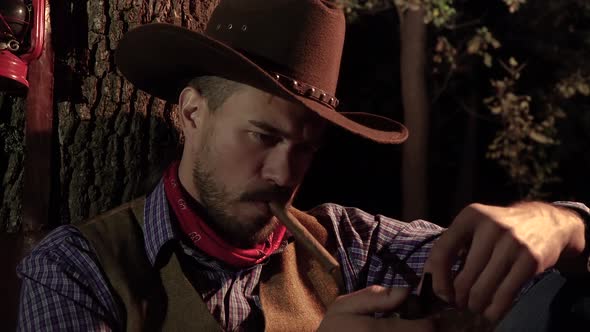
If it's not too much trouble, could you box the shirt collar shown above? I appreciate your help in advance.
[142,177,294,267]
[144,178,177,266]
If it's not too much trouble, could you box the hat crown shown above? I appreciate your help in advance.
[205,0,345,96]
[114,0,409,144]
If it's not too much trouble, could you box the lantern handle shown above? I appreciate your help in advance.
[20,0,45,63]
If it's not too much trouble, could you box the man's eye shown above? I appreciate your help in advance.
[250,132,279,145]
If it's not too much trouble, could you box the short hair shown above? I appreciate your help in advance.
[187,76,244,112]
[142,76,243,194]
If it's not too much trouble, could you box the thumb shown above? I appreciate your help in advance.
[329,285,411,315]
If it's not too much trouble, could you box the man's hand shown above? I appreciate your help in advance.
[318,285,434,332]
[424,202,585,323]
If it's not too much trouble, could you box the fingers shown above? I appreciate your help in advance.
[329,285,410,315]
[454,234,539,322]
[463,235,517,313]
[483,252,539,322]
[320,286,435,332]
[422,201,573,327]
[452,224,500,308]
[424,216,475,303]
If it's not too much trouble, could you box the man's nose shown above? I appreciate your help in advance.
[262,147,304,189]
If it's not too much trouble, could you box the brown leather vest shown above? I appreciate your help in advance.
[75,198,343,331]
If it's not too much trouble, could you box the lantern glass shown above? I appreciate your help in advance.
[0,0,32,53]
[0,0,44,92]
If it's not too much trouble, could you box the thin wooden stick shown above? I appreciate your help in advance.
[269,202,343,290]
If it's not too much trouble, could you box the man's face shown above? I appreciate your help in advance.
[180,85,326,248]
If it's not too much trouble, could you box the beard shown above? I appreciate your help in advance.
[192,159,291,248]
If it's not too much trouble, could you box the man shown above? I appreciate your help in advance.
[17,0,590,331]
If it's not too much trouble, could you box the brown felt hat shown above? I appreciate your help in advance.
[115,0,408,144]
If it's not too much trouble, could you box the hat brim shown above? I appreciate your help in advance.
[115,23,408,144]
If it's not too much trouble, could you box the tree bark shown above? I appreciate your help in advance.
[399,8,430,221]
[0,95,26,233]
[52,0,219,226]
[2,0,221,232]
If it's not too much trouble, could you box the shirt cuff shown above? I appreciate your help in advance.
[553,201,590,272]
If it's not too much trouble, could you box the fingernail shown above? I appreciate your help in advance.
[438,290,456,305]
[438,292,451,303]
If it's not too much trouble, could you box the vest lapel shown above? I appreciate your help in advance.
[81,199,343,332]
[129,198,223,331]
[260,207,342,332]
[159,249,223,331]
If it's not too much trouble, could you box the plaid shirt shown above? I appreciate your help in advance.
[16,180,589,331]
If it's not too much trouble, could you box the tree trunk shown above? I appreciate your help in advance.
[399,8,429,221]
[53,0,219,226]
[1,0,220,231]
[452,99,479,215]
[0,94,26,233]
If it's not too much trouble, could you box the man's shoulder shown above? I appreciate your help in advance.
[303,202,356,218]
[303,202,387,224]
[17,198,147,279]
[296,203,387,237]
[76,196,146,230]
[16,225,95,279]
[301,202,445,244]
[73,198,150,268]
[16,225,123,329]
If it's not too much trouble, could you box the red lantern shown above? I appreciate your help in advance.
[0,0,45,92]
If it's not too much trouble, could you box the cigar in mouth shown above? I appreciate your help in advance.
[269,202,343,290]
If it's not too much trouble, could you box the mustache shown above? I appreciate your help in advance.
[240,186,292,204]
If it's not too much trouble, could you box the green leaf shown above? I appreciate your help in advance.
[529,131,554,144]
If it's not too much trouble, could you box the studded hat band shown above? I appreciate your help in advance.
[271,72,340,109]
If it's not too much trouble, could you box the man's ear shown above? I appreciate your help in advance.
[178,87,206,135]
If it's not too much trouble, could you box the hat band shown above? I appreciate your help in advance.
[271,72,339,109]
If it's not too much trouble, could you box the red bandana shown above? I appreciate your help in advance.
[163,161,286,268]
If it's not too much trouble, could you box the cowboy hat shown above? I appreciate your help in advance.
[114,0,408,144]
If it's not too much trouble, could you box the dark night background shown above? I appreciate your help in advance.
[297,2,590,226]
[1,0,589,329]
